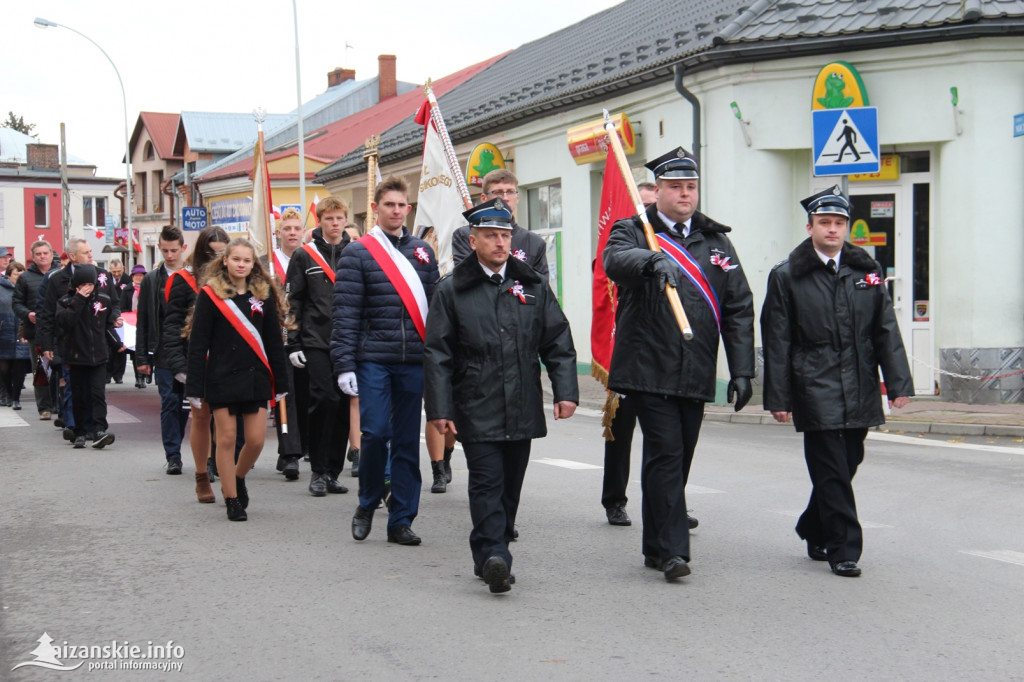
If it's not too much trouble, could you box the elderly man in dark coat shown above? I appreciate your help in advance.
[424,198,578,594]
[761,185,913,578]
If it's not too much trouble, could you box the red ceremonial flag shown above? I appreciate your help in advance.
[591,151,634,388]
[308,192,320,227]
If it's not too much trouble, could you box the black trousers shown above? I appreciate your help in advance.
[304,349,349,476]
[69,364,107,436]
[107,348,127,381]
[632,392,705,563]
[293,364,310,455]
[601,393,637,509]
[796,428,867,564]
[275,361,303,457]
[463,440,531,572]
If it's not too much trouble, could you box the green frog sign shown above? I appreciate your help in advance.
[811,61,880,176]
[811,61,870,110]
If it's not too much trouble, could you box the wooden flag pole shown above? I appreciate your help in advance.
[364,134,381,228]
[602,109,693,340]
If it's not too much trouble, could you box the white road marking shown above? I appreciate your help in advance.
[960,550,1024,567]
[772,509,892,529]
[869,431,1024,456]
[534,458,602,470]
[0,410,29,428]
[686,485,726,494]
[107,405,141,424]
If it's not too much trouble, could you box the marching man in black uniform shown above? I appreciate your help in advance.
[424,198,578,594]
[761,185,913,577]
[603,147,755,581]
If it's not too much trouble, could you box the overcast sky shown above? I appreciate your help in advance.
[6,0,624,178]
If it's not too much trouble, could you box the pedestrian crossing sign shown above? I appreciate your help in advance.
[812,106,880,176]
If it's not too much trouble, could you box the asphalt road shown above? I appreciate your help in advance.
[2,384,1023,680]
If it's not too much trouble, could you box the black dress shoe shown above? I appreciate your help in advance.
[282,457,300,481]
[606,504,632,526]
[643,555,661,570]
[688,515,699,530]
[325,475,349,494]
[474,564,516,584]
[62,427,75,442]
[352,505,374,541]
[807,541,828,562]
[387,525,422,546]
[662,556,691,581]
[482,556,511,593]
[830,560,862,577]
[347,447,360,477]
[166,457,183,475]
[308,473,327,497]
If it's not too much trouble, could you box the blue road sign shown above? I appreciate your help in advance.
[182,206,208,231]
[812,106,880,176]
[1014,113,1024,138]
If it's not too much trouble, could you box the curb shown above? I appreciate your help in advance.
[703,411,1024,438]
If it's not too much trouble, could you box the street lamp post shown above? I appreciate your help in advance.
[34,17,135,265]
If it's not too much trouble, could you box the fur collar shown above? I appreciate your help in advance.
[452,251,542,292]
[788,238,879,277]
[206,271,270,300]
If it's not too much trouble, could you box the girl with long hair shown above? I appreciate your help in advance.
[184,239,289,520]
[162,226,229,502]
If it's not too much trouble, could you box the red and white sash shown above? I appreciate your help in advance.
[164,268,198,303]
[272,249,289,284]
[301,243,335,284]
[654,233,721,332]
[201,285,277,404]
[359,227,428,341]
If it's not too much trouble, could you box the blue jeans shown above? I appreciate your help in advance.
[155,366,188,461]
[356,362,423,529]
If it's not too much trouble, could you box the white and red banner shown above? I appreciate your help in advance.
[249,128,274,258]
[360,227,428,341]
[591,151,634,386]
[412,97,470,277]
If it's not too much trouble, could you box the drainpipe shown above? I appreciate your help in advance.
[673,63,701,171]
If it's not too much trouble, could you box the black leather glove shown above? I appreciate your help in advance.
[648,254,681,291]
[727,377,752,412]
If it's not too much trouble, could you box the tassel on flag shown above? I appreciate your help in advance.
[591,149,635,438]
[249,121,274,258]
[412,88,472,276]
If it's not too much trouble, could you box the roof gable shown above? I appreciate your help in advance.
[128,112,181,163]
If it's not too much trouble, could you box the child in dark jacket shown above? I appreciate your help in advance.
[56,264,124,449]
[185,239,290,521]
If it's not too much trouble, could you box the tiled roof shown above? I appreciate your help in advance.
[129,112,181,162]
[173,112,292,156]
[715,0,1024,44]
[195,54,504,185]
[318,0,750,180]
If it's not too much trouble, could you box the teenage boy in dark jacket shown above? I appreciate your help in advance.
[56,264,123,449]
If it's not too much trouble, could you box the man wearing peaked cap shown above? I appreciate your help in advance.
[761,185,913,578]
[423,197,578,595]
[602,146,755,582]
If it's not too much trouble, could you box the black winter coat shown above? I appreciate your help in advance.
[424,255,578,443]
[12,262,51,341]
[602,205,755,401]
[286,228,351,352]
[760,238,914,432]
[55,288,121,366]
[37,265,119,355]
[331,229,439,374]
[184,279,289,405]
[161,269,199,376]
[451,219,550,279]
[135,264,170,366]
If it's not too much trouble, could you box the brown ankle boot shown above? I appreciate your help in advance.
[195,472,215,503]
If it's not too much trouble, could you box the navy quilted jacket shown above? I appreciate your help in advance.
[330,229,438,374]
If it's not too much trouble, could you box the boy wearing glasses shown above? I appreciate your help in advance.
[451,169,549,280]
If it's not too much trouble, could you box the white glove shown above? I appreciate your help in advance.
[174,372,186,383]
[289,350,307,368]
[337,372,358,396]
[274,392,288,403]
[187,397,202,410]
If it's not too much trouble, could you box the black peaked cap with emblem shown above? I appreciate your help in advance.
[463,197,513,229]
[644,146,699,180]
[801,185,852,218]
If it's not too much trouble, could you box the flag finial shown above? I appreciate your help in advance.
[252,107,266,125]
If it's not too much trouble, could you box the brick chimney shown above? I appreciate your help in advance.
[378,54,397,100]
[327,67,356,88]
[26,144,59,170]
